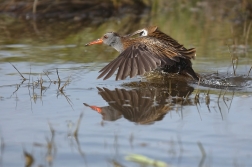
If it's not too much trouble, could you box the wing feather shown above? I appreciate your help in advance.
[99,57,118,72]
[103,57,124,80]
[116,57,127,80]
[97,56,123,79]
[121,53,131,80]
[130,55,138,78]
[136,54,145,75]
[97,42,173,80]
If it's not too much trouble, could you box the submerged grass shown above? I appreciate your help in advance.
[7,63,75,111]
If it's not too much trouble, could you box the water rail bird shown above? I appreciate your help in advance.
[85,27,199,81]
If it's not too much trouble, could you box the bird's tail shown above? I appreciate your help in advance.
[179,48,196,59]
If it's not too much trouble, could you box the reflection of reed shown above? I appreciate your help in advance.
[84,84,194,124]
[23,150,34,167]
[66,113,88,166]
[25,122,57,167]
[0,137,4,167]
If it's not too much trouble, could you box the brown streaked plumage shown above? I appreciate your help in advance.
[85,30,199,81]
[129,26,199,80]
[129,26,196,58]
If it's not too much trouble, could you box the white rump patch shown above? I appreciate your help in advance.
[140,29,148,36]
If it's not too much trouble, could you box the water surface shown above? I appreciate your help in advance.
[0,1,252,167]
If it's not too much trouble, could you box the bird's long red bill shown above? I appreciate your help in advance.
[85,38,103,46]
[83,103,102,113]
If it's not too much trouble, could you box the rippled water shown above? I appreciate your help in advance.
[1,1,252,167]
[1,62,252,167]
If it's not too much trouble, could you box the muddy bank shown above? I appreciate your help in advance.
[0,0,251,22]
[0,0,149,20]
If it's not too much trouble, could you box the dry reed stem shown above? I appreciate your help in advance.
[217,90,223,120]
[56,69,62,90]
[197,141,206,167]
[228,91,235,113]
[205,89,210,112]
[32,0,38,14]
[43,71,52,82]
[0,137,4,165]
[23,150,34,167]
[247,65,252,77]
[74,113,83,138]
[222,87,229,109]
[227,45,237,76]
[245,21,252,52]
[10,63,26,80]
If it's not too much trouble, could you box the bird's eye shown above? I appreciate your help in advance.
[139,31,144,36]
[104,35,108,39]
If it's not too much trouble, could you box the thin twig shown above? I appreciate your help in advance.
[197,141,206,167]
[184,91,190,103]
[43,71,52,82]
[194,88,202,121]
[73,113,87,165]
[28,65,31,88]
[59,79,69,92]
[222,87,229,109]
[245,21,252,53]
[228,91,235,113]
[28,65,33,111]
[243,20,247,38]
[0,137,4,166]
[33,0,38,14]
[46,121,56,166]
[195,102,202,121]
[227,45,237,76]
[56,69,61,89]
[59,91,74,110]
[205,89,210,112]
[232,57,238,76]
[40,75,43,97]
[42,82,51,96]
[74,113,83,138]
[10,63,26,80]
[217,90,223,120]
[11,80,25,97]
[194,77,201,104]
[23,150,34,167]
[247,65,252,77]
[180,107,184,119]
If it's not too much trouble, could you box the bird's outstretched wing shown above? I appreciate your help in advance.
[98,44,163,80]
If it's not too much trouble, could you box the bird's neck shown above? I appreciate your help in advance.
[110,36,124,53]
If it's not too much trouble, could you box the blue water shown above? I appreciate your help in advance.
[0,60,252,167]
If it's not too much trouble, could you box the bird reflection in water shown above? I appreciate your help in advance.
[84,80,194,124]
